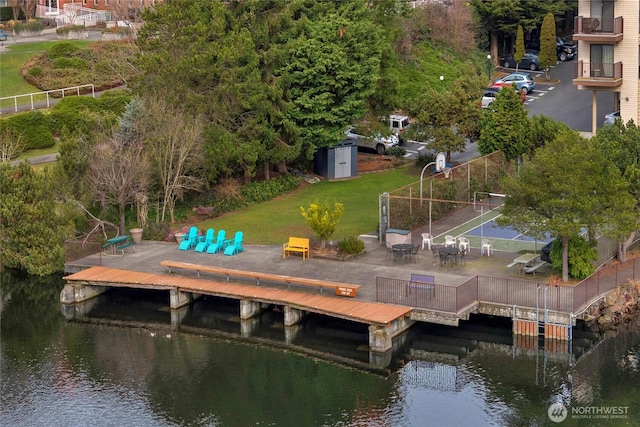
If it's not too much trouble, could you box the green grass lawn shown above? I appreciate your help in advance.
[0,40,91,108]
[199,167,418,245]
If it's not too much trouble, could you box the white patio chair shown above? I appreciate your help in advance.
[481,239,492,256]
[421,233,433,250]
[458,236,469,254]
[444,235,456,248]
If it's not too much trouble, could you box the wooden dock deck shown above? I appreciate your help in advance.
[63,266,413,352]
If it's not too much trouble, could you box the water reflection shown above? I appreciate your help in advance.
[2,272,639,426]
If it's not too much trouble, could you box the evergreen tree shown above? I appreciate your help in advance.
[514,25,525,72]
[539,12,557,80]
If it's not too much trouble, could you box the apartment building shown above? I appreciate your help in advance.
[573,0,639,132]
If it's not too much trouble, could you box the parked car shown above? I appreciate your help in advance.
[345,127,399,155]
[389,114,410,142]
[524,37,577,62]
[481,85,526,108]
[480,87,500,109]
[0,31,8,41]
[603,110,620,126]
[493,72,536,94]
[501,52,539,71]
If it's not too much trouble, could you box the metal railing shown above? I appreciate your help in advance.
[574,61,622,80]
[0,84,95,114]
[574,16,623,35]
[376,257,640,315]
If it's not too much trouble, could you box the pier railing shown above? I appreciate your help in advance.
[65,234,102,265]
[376,257,640,315]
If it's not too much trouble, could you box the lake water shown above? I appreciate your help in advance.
[2,271,639,426]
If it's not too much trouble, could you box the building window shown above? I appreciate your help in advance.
[590,45,614,78]
[590,0,615,32]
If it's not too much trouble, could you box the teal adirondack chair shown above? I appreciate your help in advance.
[206,230,226,254]
[223,231,244,256]
[194,228,215,253]
[178,227,198,251]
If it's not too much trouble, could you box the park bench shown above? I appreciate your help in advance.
[160,260,361,297]
[524,261,548,276]
[282,237,310,260]
[116,241,136,255]
[407,273,436,297]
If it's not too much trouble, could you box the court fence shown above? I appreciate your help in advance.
[376,256,640,315]
[382,151,512,232]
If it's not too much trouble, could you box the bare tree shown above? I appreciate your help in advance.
[0,129,24,163]
[7,0,20,21]
[89,131,149,236]
[140,97,205,223]
[20,0,37,20]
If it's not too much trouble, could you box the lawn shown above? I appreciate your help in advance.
[198,166,418,245]
[0,40,92,107]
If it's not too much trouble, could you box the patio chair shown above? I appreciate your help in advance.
[458,236,469,254]
[178,226,198,251]
[444,235,456,248]
[431,247,440,265]
[206,230,227,254]
[223,231,244,256]
[194,228,215,253]
[481,239,492,256]
[421,233,433,250]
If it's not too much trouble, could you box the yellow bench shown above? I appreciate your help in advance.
[160,260,360,297]
[283,237,310,260]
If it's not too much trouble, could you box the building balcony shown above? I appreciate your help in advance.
[573,61,623,88]
[573,16,623,43]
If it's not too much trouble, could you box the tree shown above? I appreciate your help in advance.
[499,131,637,283]
[514,25,525,72]
[281,1,385,158]
[89,99,149,235]
[478,86,531,161]
[538,13,556,81]
[300,201,344,249]
[407,76,484,163]
[0,127,24,162]
[592,120,640,261]
[0,163,71,275]
[139,96,206,224]
[529,114,572,152]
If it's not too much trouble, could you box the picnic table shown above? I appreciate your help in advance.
[508,253,540,274]
[103,235,133,255]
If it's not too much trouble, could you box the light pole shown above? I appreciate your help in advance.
[420,161,436,236]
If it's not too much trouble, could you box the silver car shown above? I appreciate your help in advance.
[345,127,399,155]
[603,111,620,126]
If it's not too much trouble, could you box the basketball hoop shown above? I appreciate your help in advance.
[443,167,451,179]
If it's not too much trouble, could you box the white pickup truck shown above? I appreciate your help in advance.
[345,127,399,155]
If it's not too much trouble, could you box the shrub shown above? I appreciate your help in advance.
[5,20,17,30]
[46,42,81,59]
[4,111,54,150]
[338,236,365,255]
[56,25,86,35]
[143,222,170,241]
[415,151,436,170]
[241,175,300,203]
[549,236,597,280]
[13,21,43,34]
[28,66,43,77]
[386,146,406,158]
[52,57,90,69]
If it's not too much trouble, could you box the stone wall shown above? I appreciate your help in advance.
[584,280,640,330]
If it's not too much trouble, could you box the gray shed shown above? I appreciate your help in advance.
[313,140,357,180]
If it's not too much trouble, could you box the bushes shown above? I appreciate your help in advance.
[338,236,365,255]
[55,25,87,35]
[52,57,90,69]
[13,21,43,34]
[1,111,54,150]
[549,236,597,280]
[46,42,81,59]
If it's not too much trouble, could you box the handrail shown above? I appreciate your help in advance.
[0,84,95,114]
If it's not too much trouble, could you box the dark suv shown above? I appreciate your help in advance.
[524,37,577,62]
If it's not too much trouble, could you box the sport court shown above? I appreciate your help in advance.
[431,194,552,253]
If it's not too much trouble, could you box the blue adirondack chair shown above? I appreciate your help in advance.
[206,230,226,254]
[223,231,244,256]
[178,226,198,251]
[194,228,215,253]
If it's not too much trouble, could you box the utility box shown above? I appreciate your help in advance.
[313,140,357,180]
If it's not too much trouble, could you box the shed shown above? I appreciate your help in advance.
[313,140,357,180]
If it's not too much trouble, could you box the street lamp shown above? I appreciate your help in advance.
[439,75,444,87]
[419,161,436,236]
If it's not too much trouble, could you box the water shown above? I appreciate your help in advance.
[2,270,640,426]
